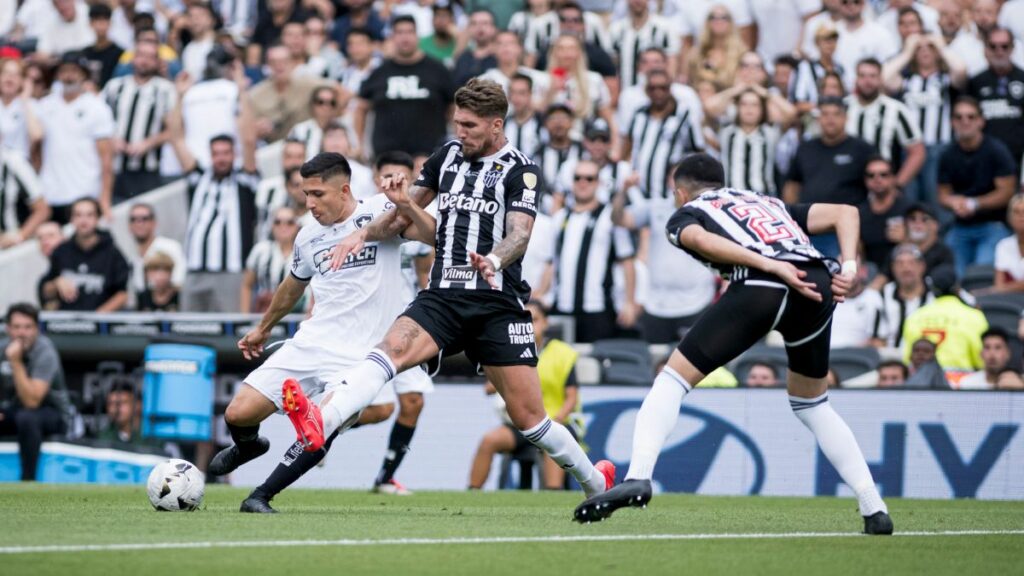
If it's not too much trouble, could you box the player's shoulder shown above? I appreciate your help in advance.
[294,218,327,246]
[361,193,396,216]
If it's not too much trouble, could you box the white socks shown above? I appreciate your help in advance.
[521,417,607,497]
[321,349,397,433]
[625,366,691,481]
[790,393,887,516]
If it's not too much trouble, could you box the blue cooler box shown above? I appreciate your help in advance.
[141,344,216,441]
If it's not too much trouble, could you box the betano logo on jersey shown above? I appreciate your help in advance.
[437,192,500,215]
[313,245,378,274]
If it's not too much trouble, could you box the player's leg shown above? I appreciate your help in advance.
[486,364,611,498]
[575,281,786,522]
[208,385,278,476]
[785,338,892,534]
[468,425,518,489]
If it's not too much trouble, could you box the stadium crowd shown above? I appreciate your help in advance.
[0,0,1023,431]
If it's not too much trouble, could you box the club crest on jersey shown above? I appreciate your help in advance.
[354,214,373,229]
[482,162,506,188]
[442,265,477,282]
[313,245,378,274]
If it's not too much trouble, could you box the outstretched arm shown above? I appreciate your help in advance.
[381,173,437,245]
[468,211,534,290]
[329,184,437,270]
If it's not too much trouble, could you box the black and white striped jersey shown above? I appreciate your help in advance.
[414,140,542,300]
[504,112,546,160]
[0,151,41,234]
[845,94,922,163]
[665,187,825,278]
[254,174,291,241]
[719,124,779,196]
[626,104,704,201]
[288,119,325,160]
[523,11,612,58]
[245,239,289,299]
[535,139,584,197]
[873,281,934,347]
[791,60,845,104]
[551,203,635,314]
[102,75,175,173]
[899,71,955,146]
[184,168,260,273]
[609,15,681,88]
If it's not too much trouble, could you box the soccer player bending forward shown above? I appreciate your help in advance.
[207,152,437,513]
[573,154,893,535]
[284,78,616,498]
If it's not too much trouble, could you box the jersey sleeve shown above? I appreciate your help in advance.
[505,163,542,218]
[413,142,452,192]
[664,206,702,248]
[785,203,813,233]
[289,237,315,281]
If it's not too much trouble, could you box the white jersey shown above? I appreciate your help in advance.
[289,194,406,359]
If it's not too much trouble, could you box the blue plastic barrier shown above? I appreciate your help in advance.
[141,344,216,441]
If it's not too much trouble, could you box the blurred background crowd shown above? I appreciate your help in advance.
[0,0,1022,423]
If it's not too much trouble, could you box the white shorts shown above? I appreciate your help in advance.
[244,340,431,410]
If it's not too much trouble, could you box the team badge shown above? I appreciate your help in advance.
[354,214,372,228]
[483,163,504,188]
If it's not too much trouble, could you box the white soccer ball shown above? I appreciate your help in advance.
[146,459,205,511]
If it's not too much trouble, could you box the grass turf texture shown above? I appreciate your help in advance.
[1,484,1021,576]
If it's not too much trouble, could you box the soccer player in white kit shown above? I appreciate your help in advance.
[206,152,436,513]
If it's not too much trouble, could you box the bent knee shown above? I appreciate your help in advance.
[361,403,395,424]
[399,393,424,414]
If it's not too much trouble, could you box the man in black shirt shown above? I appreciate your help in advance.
[859,157,911,272]
[784,97,875,256]
[453,10,499,87]
[875,202,957,288]
[39,198,130,312]
[356,16,455,158]
[82,4,123,89]
[938,96,1016,276]
[967,28,1024,171]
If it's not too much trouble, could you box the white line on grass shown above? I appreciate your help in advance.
[1,530,1022,555]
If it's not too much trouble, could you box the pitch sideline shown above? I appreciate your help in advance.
[1,529,1022,555]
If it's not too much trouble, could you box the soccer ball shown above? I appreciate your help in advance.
[146,459,205,511]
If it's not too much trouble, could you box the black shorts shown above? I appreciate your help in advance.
[678,260,837,379]
[402,288,539,372]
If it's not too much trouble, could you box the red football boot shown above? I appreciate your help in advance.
[595,459,616,491]
[282,378,325,452]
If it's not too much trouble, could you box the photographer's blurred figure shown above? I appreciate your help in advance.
[0,303,72,481]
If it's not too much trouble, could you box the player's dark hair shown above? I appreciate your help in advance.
[510,72,534,91]
[391,14,417,30]
[71,197,102,217]
[953,95,983,116]
[209,133,235,147]
[301,152,352,183]
[455,78,509,119]
[981,327,1011,346]
[5,302,39,326]
[856,57,883,73]
[673,153,724,193]
[374,150,414,172]
[877,360,909,379]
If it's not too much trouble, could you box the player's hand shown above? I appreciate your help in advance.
[381,171,411,208]
[0,232,22,249]
[5,338,24,362]
[468,251,499,289]
[830,271,854,303]
[617,302,640,328]
[237,327,270,361]
[766,260,822,302]
[54,277,78,303]
[329,228,367,271]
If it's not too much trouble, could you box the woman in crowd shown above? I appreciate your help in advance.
[240,206,303,314]
[543,34,617,153]
[883,30,966,204]
[792,22,844,115]
[991,195,1024,294]
[686,4,747,92]
[703,51,797,134]
[718,88,783,197]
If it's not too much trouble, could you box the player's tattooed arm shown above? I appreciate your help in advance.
[468,211,534,289]
[330,185,437,271]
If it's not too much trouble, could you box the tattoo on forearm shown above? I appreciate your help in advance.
[490,212,534,265]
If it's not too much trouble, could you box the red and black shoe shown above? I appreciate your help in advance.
[595,460,616,491]
[282,378,325,452]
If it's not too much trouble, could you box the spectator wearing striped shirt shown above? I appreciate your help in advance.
[169,62,259,313]
[718,88,782,197]
[503,73,546,160]
[534,103,583,208]
[608,0,680,89]
[103,40,175,202]
[792,22,845,115]
[255,138,307,241]
[883,33,967,205]
[846,58,925,192]
[0,146,48,250]
[240,205,301,314]
[872,243,933,348]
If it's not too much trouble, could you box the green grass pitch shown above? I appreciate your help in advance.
[1,484,1021,576]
